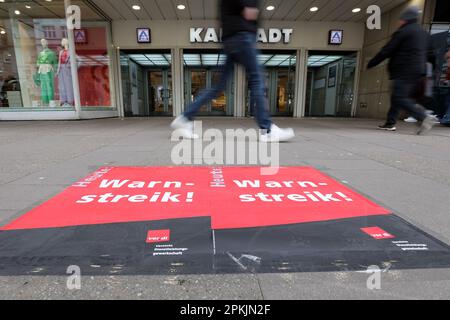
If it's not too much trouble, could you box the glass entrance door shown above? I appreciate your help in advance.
[120,52,132,117]
[246,68,295,117]
[273,69,295,116]
[336,57,356,117]
[211,70,229,113]
[184,68,234,116]
[148,69,172,115]
[305,51,357,117]
[246,52,296,117]
[183,51,234,116]
[120,50,173,117]
[188,69,207,113]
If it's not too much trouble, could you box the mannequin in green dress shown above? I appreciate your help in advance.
[37,39,57,105]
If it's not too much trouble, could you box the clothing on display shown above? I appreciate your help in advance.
[58,49,74,106]
[37,47,57,105]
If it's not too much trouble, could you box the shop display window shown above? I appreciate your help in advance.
[9,18,76,109]
[0,19,20,108]
[0,1,114,112]
[76,26,113,108]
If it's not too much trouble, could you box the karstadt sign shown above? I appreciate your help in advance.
[190,27,294,44]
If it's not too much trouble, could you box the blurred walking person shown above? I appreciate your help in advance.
[441,49,450,125]
[171,0,295,142]
[367,6,436,135]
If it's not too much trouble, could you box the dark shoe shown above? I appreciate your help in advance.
[378,124,397,131]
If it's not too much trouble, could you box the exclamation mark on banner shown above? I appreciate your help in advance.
[186,192,194,203]
[336,192,353,202]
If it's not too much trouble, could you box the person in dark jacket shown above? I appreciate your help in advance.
[171,0,295,142]
[367,6,436,135]
[441,49,450,125]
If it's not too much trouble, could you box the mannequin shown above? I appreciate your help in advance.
[36,39,57,105]
[57,38,74,107]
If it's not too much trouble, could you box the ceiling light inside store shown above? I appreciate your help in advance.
[14,10,21,15]
[352,8,361,13]
[266,6,275,11]
[132,5,141,10]
[310,7,319,12]
[177,4,186,10]
[308,55,342,67]
[129,54,172,66]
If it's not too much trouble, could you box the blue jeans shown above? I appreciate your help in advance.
[183,32,272,131]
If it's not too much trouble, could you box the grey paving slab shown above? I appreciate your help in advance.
[61,150,156,167]
[0,184,63,211]
[8,165,101,187]
[302,159,396,171]
[0,174,23,185]
[258,269,450,300]
[0,210,21,227]
[0,274,262,300]
[295,129,450,185]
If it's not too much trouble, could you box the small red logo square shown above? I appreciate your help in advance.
[361,227,395,240]
[146,230,170,243]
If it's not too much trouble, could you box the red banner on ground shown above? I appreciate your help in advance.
[1,167,391,231]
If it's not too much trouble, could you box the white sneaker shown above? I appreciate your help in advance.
[429,115,441,124]
[170,116,199,140]
[417,116,436,135]
[260,124,295,143]
[404,117,418,123]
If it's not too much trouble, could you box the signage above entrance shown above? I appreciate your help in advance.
[190,28,294,44]
[137,28,151,44]
[329,30,344,45]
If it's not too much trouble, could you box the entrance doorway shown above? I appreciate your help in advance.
[246,52,296,117]
[148,70,172,115]
[183,51,234,116]
[120,50,173,117]
[305,51,357,117]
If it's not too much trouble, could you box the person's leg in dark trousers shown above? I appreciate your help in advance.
[386,78,427,126]
[442,91,450,123]
[446,90,450,113]
[224,33,272,131]
[183,57,235,121]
